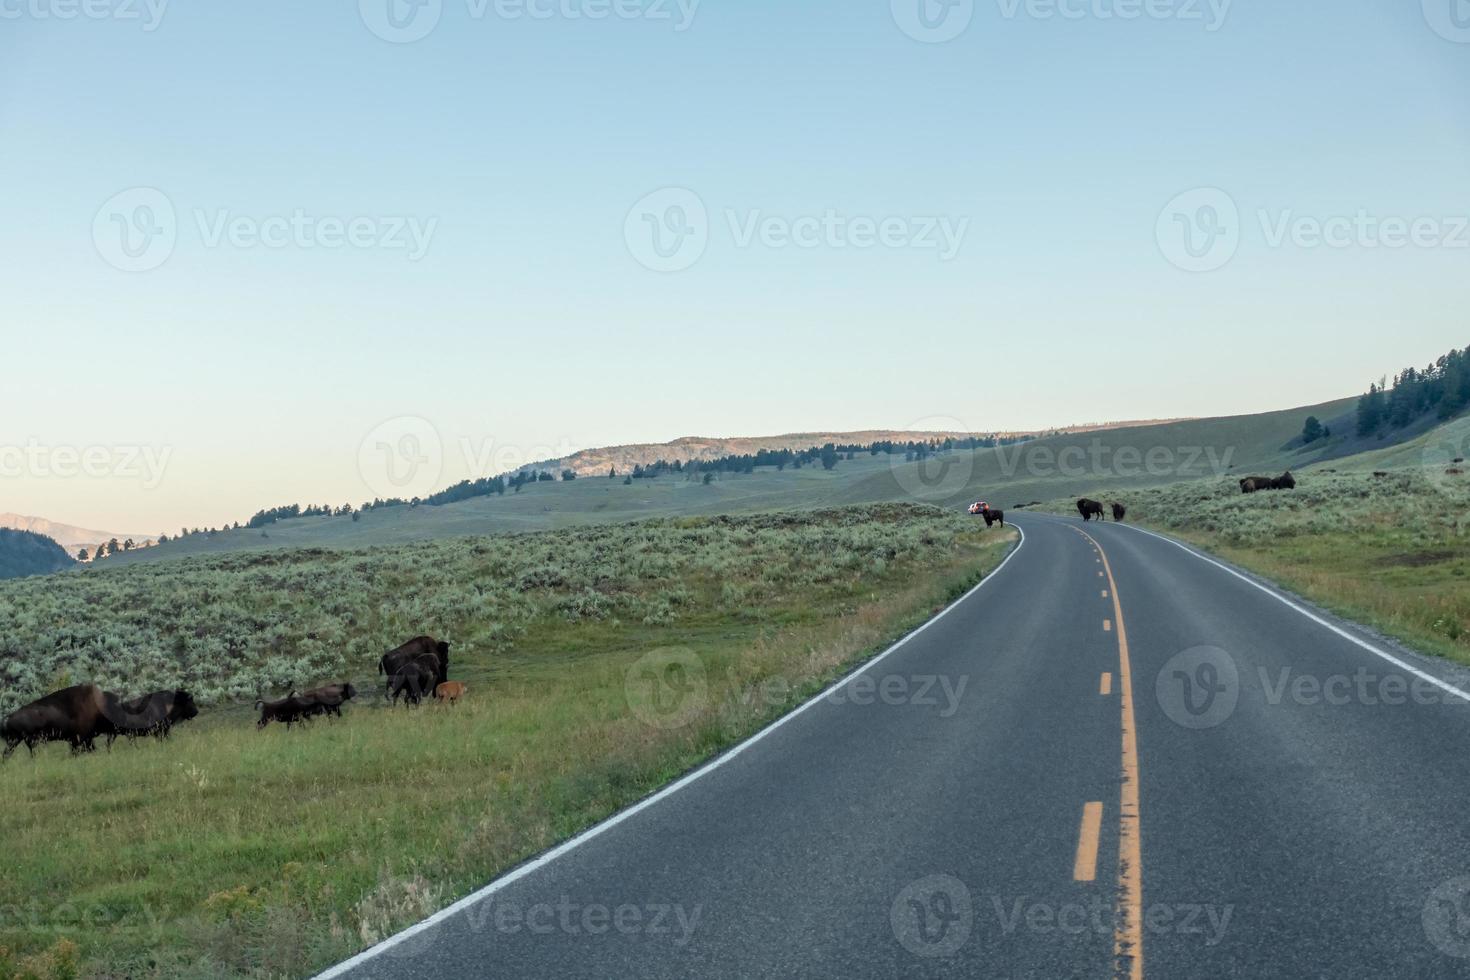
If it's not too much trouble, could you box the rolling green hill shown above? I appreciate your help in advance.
[101,392,1427,570]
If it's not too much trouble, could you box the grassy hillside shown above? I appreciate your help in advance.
[0,528,74,581]
[1051,465,1470,665]
[0,505,1016,978]
[101,396,1374,571]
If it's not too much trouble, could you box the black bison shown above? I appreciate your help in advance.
[2,684,114,758]
[103,690,199,748]
[298,682,357,719]
[982,506,1005,527]
[255,693,318,730]
[1077,499,1105,521]
[389,663,435,707]
[1111,502,1127,522]
[378,636,450,690]
[1241,471,1296,493]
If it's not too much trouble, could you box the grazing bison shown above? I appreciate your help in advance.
[1111,502,1127,522]
[1373,471,1389,478]
[255,693,317,730]
[1239,477,1271,494]
[389,664,434,707]
[435,681,467,705]
[1077,499,1105,521]
[378,636,450,691]
[298,682,357,719]
[2,684,113,758]
[1272,470,1296,490]
[103,690,199,747]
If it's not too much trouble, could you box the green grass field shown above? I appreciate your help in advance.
[101,395,1368,570]
[0,506,1015,979]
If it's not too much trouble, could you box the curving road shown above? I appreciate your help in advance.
[320,513,1470,979]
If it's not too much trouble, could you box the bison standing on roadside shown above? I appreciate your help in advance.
[982,505,1005,527]
[1111,502,1127,522]
[378,636,450,692]
[2,685,114,758]
[1077,499,1105,521]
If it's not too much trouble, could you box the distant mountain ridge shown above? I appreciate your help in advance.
[523,421,1186,478]
[0,514,152,553]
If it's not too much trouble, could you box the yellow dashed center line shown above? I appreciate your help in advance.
[1100,672,1113,695]
[1104,619,1112,632]
[1074,801,1104,882]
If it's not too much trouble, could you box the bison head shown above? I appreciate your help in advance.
[172,691,200,723]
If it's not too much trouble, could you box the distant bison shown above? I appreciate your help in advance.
[390,663,435,707]
[104,690,199,747]
[1373,471,1389,478]
[435,681,467,705]
[1077,499,1105,521]
[982,506,1005,528]
[1241,471,1295,493]
[1111,502,1127,522]
[2,684,113,758]
[378,636,450,691]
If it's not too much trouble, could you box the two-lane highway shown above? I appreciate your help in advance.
[322,513,1470,979]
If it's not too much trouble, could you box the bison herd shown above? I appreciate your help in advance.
[1076,499,1127,522]
[1,634,464,760]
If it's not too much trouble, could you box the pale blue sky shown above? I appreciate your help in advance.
[2,0,1467,531]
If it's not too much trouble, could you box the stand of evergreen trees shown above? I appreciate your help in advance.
[1357,345,1470,437]
[0,528,74,580]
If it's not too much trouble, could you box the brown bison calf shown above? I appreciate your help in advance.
[435,681,467,705]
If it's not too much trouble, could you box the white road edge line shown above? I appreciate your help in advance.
[1095,518,1470,706]
[313,523,1027,979]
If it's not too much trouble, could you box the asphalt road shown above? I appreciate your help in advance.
[321,513,1470,979]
